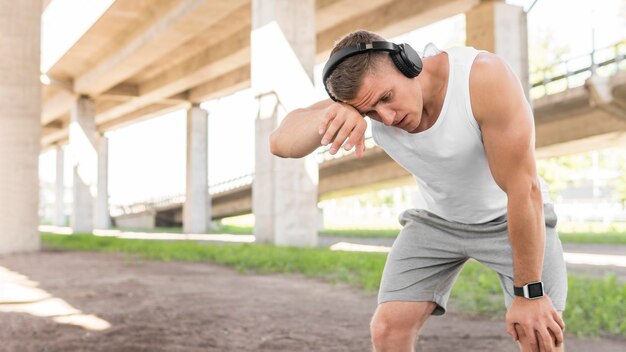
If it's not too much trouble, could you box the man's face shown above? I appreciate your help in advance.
[347,59,423,133]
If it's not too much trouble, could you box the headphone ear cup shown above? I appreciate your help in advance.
[391,52,416,78]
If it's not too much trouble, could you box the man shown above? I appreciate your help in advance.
[269,30,567,352]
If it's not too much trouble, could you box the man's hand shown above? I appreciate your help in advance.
[318,103,367,158]
[505,296,565,351]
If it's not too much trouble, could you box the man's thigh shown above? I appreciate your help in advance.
[378,209,469,316]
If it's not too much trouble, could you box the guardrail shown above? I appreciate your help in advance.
[109,173,254,216]
[530,40,625,99]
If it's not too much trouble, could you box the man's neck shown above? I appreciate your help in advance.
[418,52,449,128]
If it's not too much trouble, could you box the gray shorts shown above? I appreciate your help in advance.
[377,203,568,315]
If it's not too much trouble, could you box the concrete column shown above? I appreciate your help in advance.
[70,96,98,234]
[0,1,41,254]
[94,135,111,229]
[54,146,66,226]
[252,0,319,247]
[466,0,529,98]
[183,104,209,234]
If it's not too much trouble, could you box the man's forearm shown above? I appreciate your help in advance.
[506,188,545,286]
[270,106,327,158]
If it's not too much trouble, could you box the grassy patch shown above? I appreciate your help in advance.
[320,228,399,238]
[449,260,505,318]
[566,274,626,337]
[112,225,626,245]
[449,263,626,338]
[558,232,626,245]
[113,225,254,235]
[41,233,625,338]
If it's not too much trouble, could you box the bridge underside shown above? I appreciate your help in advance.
[33,0,626,240]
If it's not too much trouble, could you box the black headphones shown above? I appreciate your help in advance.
[322,41,423,102]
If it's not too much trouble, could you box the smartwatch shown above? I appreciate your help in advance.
[513,281,544,299]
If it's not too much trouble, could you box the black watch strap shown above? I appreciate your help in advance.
[514,281,544,299]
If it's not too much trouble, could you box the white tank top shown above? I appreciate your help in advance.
[371,46,551,224]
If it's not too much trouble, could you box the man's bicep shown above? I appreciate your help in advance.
[481,106,537,196]
[473,57,537,194]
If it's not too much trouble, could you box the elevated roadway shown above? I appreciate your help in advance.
[36,1,625,226]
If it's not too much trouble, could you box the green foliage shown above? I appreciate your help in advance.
[564,275,626,338]
[559,232,626,245]
[320,228,399,238]
[112,226,626,244]
[450,261,504,317]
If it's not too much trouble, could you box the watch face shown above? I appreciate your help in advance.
[528,282,544,298]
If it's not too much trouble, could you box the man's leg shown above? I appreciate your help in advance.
[370,301,437,352]
[514,311,565,352]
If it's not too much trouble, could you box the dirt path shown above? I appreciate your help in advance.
[0,250,624,351]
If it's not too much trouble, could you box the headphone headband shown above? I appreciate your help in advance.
[322,40,422,102]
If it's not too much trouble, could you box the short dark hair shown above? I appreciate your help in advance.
[326,30,387,102]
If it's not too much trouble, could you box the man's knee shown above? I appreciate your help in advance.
[370,301,436,350]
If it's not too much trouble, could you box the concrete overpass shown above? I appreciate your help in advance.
[2,0,625,253]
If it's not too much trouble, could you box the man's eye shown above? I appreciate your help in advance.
[381,93,391,102]
[367,111,380,119]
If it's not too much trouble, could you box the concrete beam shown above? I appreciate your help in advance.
[98,102,188,131]
[211,186,252,219]
[319,148,411,195]
[315,0,394,33]
[129,2,251,83]
[41,123,69,149]
[536,108,626,152]
[316,0,479,60]
[188,65,250,103]
[101,84,139,98]
[74,0,249,95]
[46,1,178,79]
[42,91,75,125]
[95,28,249,125]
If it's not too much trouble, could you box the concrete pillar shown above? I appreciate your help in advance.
[183,104,209,234]
[252,0,319,247]
[0,1,41,254]
[466,0,529,98]
[70,96,98,234]
[94,135,111,229]
[54,146,66,226]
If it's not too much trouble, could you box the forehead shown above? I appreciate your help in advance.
[349,70,390,111]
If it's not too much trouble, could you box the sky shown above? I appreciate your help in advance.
[38,0,626,206]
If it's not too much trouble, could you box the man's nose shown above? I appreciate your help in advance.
[378,106,396,125]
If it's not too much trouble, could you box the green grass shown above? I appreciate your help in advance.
[450,262,626,338]
[320,228,399,238]
[41,233,625,338]
[113,225,626,244]
[113,225,253,235]
[558,232,626,245]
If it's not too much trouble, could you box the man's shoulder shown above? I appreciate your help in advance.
[469,52,522,123]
